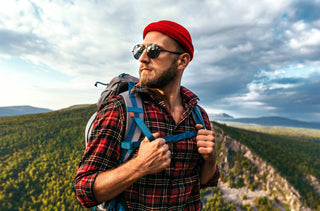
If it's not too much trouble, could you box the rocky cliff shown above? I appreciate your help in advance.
[210,122,312,211]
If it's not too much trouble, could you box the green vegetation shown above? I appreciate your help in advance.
[201,187,236,211]
[223,122,320,140]
[215,121,320,210]
[254,196,279,211]
[0,105,96,210]
[224,150,258,189]
[240,203,253,211]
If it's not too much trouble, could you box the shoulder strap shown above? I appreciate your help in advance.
[84,112,97,148]
[119,90,143,163]
[162,106,205,143]
[119,82,155,163]
[121,105,206,150]
[192,105,206,129]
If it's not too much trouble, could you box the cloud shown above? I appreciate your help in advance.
[1,1,141,77]
[0,0,319,121]
[178,0,320,121]
[208,63,320,120]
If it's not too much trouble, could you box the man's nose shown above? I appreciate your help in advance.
[139,48,150,63]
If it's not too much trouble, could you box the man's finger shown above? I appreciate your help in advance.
[195,124,203,130]
[142,132,160,143]
[197,129,215,136]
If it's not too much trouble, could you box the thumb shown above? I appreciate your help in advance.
[142,132,160,143]
[196,124,204,130]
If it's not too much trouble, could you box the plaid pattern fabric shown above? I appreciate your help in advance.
[74,84,219,210]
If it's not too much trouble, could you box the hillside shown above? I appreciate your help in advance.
[0,104,96,210]
[0,106,52,117]
[0,105,319,210]
[209,122,320,210]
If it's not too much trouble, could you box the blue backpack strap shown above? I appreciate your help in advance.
[120,96,205,162]
[192,105,205,129]
[162,130,197,143]
[158,106,205,143]
[119,82,155,163]
[107,198,126,211]
[133,117,155,141]
[125,105,205,148]
[127,82,155,141]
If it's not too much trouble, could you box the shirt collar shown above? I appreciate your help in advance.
[131,83,199,108]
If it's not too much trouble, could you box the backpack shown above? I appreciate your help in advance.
[84,73,205,211]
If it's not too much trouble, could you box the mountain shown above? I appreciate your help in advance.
[211,113,320,130]
[224,116,320,130]
[210,113,234,120]
[0,106,52,117]
[0,105,319,210]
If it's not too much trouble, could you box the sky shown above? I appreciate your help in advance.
[0,0,320,122]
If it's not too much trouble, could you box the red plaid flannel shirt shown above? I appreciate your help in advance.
[74,85,219,210]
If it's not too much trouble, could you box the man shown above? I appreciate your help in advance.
[74,20,219,210]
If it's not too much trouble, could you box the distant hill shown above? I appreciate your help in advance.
[0,106,52,117]
[225,116,320,130]
[211,113,320,130]
[210,113,234,120]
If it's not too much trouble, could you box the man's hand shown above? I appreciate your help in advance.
[196,124,216,163]
[136,133,171,175]
[93,133,171,203]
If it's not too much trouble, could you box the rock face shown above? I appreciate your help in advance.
[211,122,311,211]
[305,174,320,195]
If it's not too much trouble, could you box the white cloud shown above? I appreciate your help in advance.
[285,19,320,54]
[268,83,296,90]
[292,20,307,31]
[289,28,320,48]
[1,0,141,78]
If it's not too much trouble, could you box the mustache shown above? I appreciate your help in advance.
[139,65,153,72]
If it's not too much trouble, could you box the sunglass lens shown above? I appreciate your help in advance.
[132,44,143,60]
[147,44,160,59]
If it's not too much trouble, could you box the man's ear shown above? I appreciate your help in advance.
[177,53,191,71]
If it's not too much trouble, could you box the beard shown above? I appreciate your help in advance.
[140,60,178,89]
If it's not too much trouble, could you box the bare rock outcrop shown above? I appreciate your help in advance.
[211,122,311,211]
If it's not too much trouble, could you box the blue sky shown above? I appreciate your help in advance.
[0,0,320,122]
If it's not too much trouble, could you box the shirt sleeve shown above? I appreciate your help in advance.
[198,106,220,189]
[200,166,220,188]
[73,96,126,208]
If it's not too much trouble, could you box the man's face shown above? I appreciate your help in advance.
[138,31,179,89]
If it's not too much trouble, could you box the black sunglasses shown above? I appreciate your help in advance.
[132,43,184,60]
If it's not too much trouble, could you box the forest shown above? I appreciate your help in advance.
[216,122,320,210]
[0,105,96,210]
[0,105,319,210]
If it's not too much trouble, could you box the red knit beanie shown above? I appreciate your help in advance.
[143,20,194,60]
